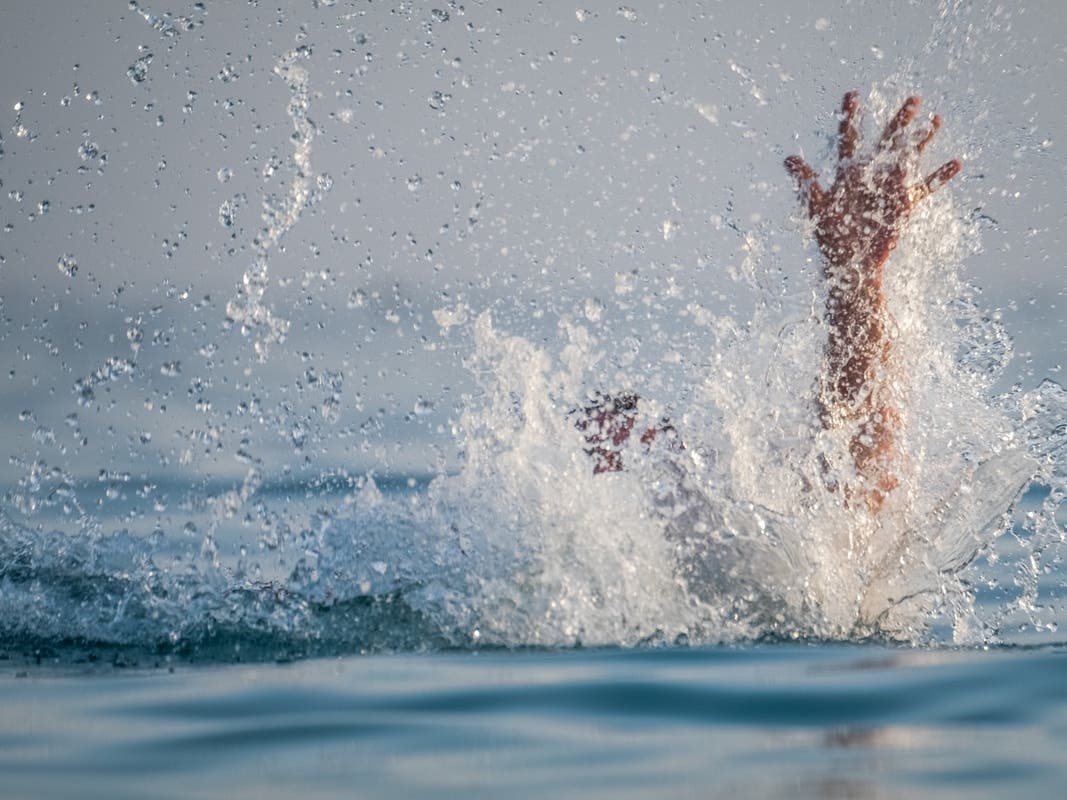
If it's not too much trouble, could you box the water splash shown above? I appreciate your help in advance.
[1,6,1064,662]
[389,127,1065,646]
[223,43,321,362]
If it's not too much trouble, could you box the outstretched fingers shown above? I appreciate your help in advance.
[911,159,963,203]
[784,155,825,213]
[839,91,860,161]
[915,114,941,154]
[927,159,962,191]
[881,95,921,151]
[784,154,816,183]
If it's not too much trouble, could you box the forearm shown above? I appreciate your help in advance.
[787,92,960,513]
[821,254,892,412]
[820,253,901,511]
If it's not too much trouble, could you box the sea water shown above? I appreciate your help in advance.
[1,475,1064,799]
[3,645,1066,800]
[1,1,1066,797]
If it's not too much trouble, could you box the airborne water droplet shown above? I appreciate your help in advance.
[126,325,143,352]
[77,141,99,161]
[428,90,451,111]
[127,53,154,84]
[218,195,245,230]
[57,253,78,277]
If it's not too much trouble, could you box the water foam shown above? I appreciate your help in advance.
[383,148,1065,647]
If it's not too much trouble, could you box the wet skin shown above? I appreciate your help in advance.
[785,92,961,512]
[578,92,961,516]
[574,392,675,475]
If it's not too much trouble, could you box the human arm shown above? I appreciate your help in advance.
[785,92,961,510]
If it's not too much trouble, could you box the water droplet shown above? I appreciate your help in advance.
[320,395,342,423]
[161,236,180,258]
[126,327,143,356]
[127,53,154,84]
[160,361,181,377]
[77,141,99,161]
[217,63,239,83]
[57,253,78,277]
[428,90,451,110]
[617,6,638,21]
[218,196,244,229]
[73,357,135,406]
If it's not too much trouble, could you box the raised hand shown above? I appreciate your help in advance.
[785,92,962,513]
[785,92,961,276]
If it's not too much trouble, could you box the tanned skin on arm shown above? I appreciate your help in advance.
[785,92,962,513]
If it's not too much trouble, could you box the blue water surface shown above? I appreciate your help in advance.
[3,644,1065,799]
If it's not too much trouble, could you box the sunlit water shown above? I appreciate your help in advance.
[2,1,1066,796]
